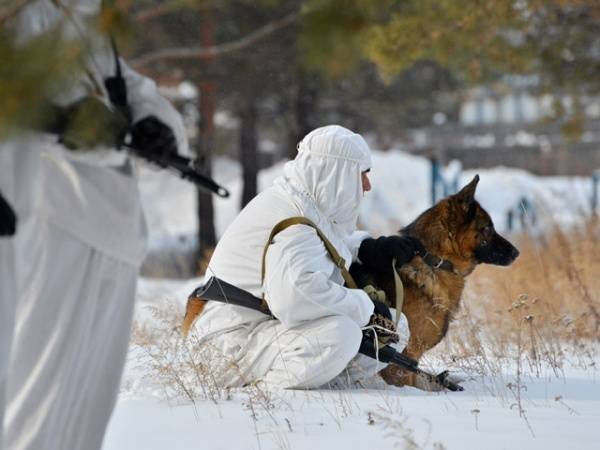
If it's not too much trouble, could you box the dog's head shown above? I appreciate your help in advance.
[404,175,519,269]
[449,175,519,266]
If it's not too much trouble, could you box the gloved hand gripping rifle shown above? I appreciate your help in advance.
[104,37,229,198]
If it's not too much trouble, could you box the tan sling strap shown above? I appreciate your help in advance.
[391,258,405,325]
[260,216,358,291]
[261,217,406,324]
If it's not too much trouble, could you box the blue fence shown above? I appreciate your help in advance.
[506,197,537,232]
[430,158,461,205]
[430,161,599,233]
[592,171,600,214]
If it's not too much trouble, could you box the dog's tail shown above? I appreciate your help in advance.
[181,297,208,338]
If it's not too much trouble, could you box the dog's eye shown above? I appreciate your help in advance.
[481,226,493,239]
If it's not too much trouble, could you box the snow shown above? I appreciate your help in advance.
[139,149,594,245]
[104,381,600,450]
[104,280,600,450]
[104,150,600,449]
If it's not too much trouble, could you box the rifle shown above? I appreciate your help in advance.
[189,276,464,392]
[122,141,229,198]
[105,37,229,198]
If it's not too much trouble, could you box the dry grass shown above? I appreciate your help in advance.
[369,411,445,450]
[112,209,598,450]
[130,302,281,419]
[125,219,597,450]
[433,217,599,381]
[130,304,234,404]
[131,218,599,408]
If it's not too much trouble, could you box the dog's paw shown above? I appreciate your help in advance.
[399,258,435,293]
[413,370,465,392]
[378,364,408,387]
[412,371,447,392]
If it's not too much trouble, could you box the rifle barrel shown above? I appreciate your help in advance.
[125,145,230,198]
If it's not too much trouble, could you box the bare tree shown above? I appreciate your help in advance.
[196,5,218,268]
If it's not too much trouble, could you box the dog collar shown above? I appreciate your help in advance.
[421,252,455,273]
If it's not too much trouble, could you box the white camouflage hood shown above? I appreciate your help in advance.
[274,125,372,235]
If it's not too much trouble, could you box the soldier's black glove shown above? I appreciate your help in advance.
[0,191,17,236]
[129,116,177,158]
[358,235,425,272]
[371,299,392,320]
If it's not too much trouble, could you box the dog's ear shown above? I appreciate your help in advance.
[454,174,479,211]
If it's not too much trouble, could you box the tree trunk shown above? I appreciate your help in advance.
[196,6,217,272]
[285,67,301,160]
[240,80,258,208]
[286,66,318,160]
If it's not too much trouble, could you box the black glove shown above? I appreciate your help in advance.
[130,116,177,158]
[0,191,17,236]
[358,235,425,272]
[372,299,392,321]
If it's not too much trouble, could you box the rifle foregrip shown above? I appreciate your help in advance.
[358,338,419,370]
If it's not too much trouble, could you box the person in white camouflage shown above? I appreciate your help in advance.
[0,1,188,449]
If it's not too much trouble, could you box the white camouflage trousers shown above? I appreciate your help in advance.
[205,313,409,390]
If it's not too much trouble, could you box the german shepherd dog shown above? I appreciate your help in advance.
[350,174,519,389]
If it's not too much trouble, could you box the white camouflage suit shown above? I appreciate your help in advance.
[0,1,188,449]
[195,125,409,389]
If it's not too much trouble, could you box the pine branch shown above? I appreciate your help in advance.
[133,2,192,23]
[0,0,34,23]
[134,4,173,23]
[130,10,300,69]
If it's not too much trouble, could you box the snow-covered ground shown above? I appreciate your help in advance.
[104,374,600,450]
[103,150,599,449]
[104,279,600,450]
